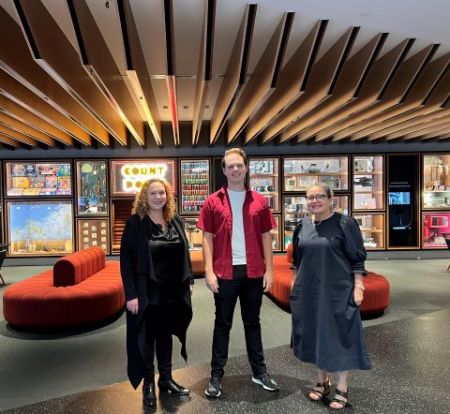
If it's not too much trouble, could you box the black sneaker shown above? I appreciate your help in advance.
[252,373,279,392]
[205,376,222,398]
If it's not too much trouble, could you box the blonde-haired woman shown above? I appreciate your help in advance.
[290,183,371,410]
[120,178,193,408]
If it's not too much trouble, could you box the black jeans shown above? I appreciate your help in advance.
[211,276,266,378]
[144,304,175,382]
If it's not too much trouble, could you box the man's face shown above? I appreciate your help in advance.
[222,153,248,186]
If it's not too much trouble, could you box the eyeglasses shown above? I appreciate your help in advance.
[306,194,329,201]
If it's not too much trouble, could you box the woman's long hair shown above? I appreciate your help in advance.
[132,178,176,223]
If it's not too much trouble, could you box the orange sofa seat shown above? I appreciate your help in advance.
[3,247,125,328]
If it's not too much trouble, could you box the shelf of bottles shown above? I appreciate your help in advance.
[352,155,384,211]
[180,160,210,214]
[249,157,280,212]
[423,154,450,209]
[76,160,108,216]
[283,156,348,192]
[283,195,349,249]
[353,213,385,250]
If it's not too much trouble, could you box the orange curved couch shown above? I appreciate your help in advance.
[3,247,125,328]
[268,244,390,317]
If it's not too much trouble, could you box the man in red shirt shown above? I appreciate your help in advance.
[197,148,279,398]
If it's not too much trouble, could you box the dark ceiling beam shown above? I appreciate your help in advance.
[0,5,107,146]
[227,11,294,144]
[279,33,386,143]
[69,0,144,146]
[0,94,73,145]
[329,43,437,142]
[15,0,125,145]
[192,0,216,146]
[163,0,180,146]
[262,26,359,144]
[312,39,412,141]
[119,0,162,146]
[210,4,257,144]
[245,20,326,143]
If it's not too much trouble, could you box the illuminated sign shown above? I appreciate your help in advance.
[111,160,176,196]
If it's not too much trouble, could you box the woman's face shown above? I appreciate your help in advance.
[306,186,332,216]
[146,182,167,211]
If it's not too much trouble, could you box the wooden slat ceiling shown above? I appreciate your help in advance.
[0,0,449,150]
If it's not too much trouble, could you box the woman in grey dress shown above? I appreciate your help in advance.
[290,183,371,410]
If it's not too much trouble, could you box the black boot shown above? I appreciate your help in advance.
[158,378,190,395]
[143,379,156,407]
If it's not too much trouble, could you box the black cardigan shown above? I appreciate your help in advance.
[120,213,193,388]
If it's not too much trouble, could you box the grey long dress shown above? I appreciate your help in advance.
[290,213,371,372]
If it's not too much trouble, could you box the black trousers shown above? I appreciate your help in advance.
[211,276,266,378]
[144,304,175,382]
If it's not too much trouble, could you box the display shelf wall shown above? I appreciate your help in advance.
[352,155,385,211]
[76,160,108,216]
[423,154,450,210]
[76,218,110,254]
[249,157,280,213]
[179,159,210,214]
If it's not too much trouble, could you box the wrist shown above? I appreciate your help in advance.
[355,283,365,292]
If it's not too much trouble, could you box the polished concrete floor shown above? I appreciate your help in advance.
[1,258,450,413]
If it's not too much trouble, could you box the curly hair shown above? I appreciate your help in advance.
[132,178,176,223]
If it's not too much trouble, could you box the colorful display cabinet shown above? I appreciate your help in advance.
[249,157,280,212]
[353,213,385,250]
[182,216,203,250]
[422,212,450,249]
[423,154,450,209]
[180,160,210,214]
[6,200,74,256]
[283,156,348,192]
[5,161,72,197]
[76,160,108,215]
[352,155,384,211]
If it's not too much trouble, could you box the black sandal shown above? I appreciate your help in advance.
[308,378,331,401]
[329,388,349,410]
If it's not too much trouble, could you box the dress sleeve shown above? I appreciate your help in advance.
[120,217,138,300]
[341,216,367,275]
[291,220,303,269]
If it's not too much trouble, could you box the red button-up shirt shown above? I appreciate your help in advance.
[197,186,276,279]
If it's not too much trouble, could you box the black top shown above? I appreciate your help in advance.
[144,216,184,303]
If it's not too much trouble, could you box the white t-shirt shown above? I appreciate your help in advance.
[228,189,246,265]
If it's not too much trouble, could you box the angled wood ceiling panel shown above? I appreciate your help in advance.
[0,1,448,149]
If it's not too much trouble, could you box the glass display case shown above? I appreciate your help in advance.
[5,161,72,197]
[422,212,450,249]
[180,160,210,214]
[353,213,385,250]
[272,215,281,251]
[353,155,384,210]
[6,200,73,256]
[110,159,177,197]
[249,157,280,212]
[76,218,110,253]
[423,154,450,209]
[76,160,108,215]
[283,156,348,192]
[283,195,349,248]
[182,216,203,250]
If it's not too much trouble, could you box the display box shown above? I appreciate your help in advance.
[180,159,210,214]
[423,154,450,209]
[352,155,384,211]
[422,212,450,249]
[76,218,110,253]
[76,160,108,215]
[6,200,74,256]
[5,161,72,197]
[249,157,280,212]
[353,213,385,249]
[110,159,177,197]
[182,216,203,250]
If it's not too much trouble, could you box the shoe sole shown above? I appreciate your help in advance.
[204,389,222,398]
[252,376,279,392]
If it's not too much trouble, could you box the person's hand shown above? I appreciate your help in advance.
[205,271,219,293]
[354,285,364,306]
[263,270,273,293]
[126,298,139,315]
[190,284,194,295]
